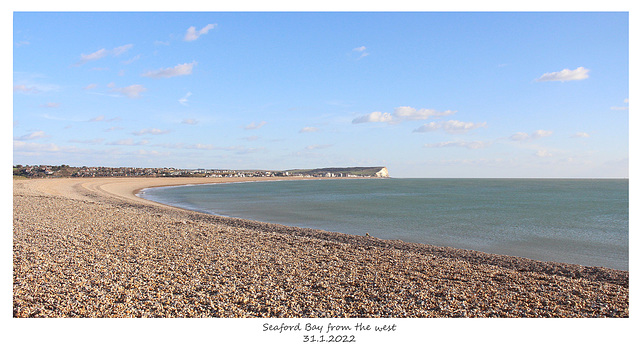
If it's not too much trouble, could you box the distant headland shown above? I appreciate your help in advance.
[12,164,390,179]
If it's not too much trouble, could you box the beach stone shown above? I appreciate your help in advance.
[12,178,629,318]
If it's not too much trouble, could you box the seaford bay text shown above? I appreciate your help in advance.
[262,322,397,334]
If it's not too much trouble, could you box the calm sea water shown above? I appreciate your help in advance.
[139,178,629,270]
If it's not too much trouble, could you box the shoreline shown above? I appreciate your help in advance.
[136,176,628,271]
[13,177,629,317]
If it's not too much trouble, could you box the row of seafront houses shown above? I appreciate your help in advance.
[64,167,290,178]
[14,165,372,179]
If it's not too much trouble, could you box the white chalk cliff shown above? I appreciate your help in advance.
[375,167,390,178]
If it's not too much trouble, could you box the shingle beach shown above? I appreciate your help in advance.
[13,177,628,318]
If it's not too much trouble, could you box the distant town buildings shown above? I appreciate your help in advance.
[12,165,389,179]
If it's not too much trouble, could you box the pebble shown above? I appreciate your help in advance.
[12,179,629,318]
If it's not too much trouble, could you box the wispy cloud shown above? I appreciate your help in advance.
[156,142,216,150]
[123,54,141,65]
[89,115,121,123]
[299,127,318,133]
[13,82,62,94]
[154,143,265,154]
[142,62,197,79]
[179,92,192,106]
[77,48,108,65]
[181,118,198,125]
[184,24,217,41]
[413,120,487,134]
[306,144,332,150]
[14,140,62,153]
[14,84,40,94]
[535,67,590,82]
[510,130,553,141]
[112,44,134,56]
[106,138,150,146]
[424,140,492,149]
[572,132,590,138]
[132,128,170,136]
[535,150,553,158]
[83,83,98,90]
[16,130,49,140]
[75,44,134,66]
[352,46,370,59]
[353,106,457,124]
[40,102,60,108]
[611,98,629,111]
[69,138,105,145]
[243,121,267,130]
[111,84,147,98]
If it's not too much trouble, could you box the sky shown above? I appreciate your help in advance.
[12,11,629,178]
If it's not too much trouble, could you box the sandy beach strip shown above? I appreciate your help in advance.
[13,177,628,317]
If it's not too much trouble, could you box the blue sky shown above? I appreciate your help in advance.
[12,11,629,178]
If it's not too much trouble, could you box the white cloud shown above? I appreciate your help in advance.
[107,138,149,146]
[77,48,108,65]
[611,98,629,110]
[306,144,332,150]
[112,84,147,98]
[299,127,319,133]
[184,24,217,41]
[155,143,220,150]
[509,132,529,141]
[510,130,553,141]
[132,128,170,136]
[352,111,394,124]
[243,121,267,130]
[40,102,60,108]
[352,46,369,59]
[13,84,41,94]
[394,106,457,121]
[181,118,198,125]
[69,138,105,145]
[535,67,590,82]
[413,120,487,134]
[572,132,590,138]
[143,62,197,79]
[112,44,134,56]
[123,54,141,65]
[13,140,61,153]
[424,140,492,149]
[76,44,134,65]
[89,115,105,122]
[16,131,49,140]
[353,106,457,124]
[83,83,98,90]
[179,92,192,106]
[535,150,553,157]
[532,130,553,138]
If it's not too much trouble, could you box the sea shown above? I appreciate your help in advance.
[138,178,629,271]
